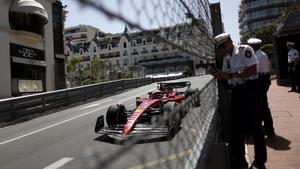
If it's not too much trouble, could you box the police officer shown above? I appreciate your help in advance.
[247,38,275,137]
[287,42,299,92]
[209,33,267,169]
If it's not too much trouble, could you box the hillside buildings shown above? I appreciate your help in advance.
[65,24,214,86]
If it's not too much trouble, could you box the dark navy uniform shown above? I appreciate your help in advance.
[255,49,275,136]
[222,44,267,169]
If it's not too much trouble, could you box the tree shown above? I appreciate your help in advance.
[66,56,82,86]
[241,23,277,45]
[67,56,81,74]
[91,57,109,82]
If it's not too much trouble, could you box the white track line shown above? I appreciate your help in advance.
[80,99,112,110]
[43,157,74,169]
[0,88,156,146]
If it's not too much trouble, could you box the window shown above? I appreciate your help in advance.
[151,46,158,53]
[124,58,128,65]
[123,42,127,48]
[79,48,83,54]
[9,12,45,36]
[132,40,136,46]
[132,49,138,55]
[52,1,64,54]
[141,47,148,54]
[123,50,127,56]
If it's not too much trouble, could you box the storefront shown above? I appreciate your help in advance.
[10,43,46,96]
[0,0,66,99]
[273,9,300,86]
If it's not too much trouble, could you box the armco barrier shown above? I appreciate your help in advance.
[0,75,184,123]
[0,78,152,123]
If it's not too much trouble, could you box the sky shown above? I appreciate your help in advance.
[61,0,241,43]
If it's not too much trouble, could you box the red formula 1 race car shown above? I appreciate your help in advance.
[94,81,197,139]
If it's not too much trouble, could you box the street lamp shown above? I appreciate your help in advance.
[76,64,84,86]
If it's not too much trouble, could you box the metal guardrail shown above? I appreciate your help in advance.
[0,76,184,123]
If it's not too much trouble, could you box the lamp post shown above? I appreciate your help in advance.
[76,64,84,86]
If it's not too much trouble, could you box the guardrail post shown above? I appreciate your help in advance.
[10,100,16,121]
[42,97,46,113]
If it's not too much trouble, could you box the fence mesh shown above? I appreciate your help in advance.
[76,0,214,61]
[72,0,217,168]
[82,77,218,169]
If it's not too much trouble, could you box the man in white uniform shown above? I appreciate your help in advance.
[209,33,267,169]
[287,42,299,92]
[248,38,275,137]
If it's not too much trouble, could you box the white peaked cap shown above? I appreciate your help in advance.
[247,38,262,45]
[214,33,230,45]
[287,42,295,46]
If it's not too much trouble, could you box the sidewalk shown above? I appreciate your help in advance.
[247,79,300,169]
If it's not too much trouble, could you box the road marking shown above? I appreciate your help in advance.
[43,157,74,169]
[129,149,192,169]
[129,103,136,107]
[80,99,112,110]
[0,88,156,146]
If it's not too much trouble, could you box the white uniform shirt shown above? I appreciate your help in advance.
[222,44,258,85]
[256,49,269,73]
[288,48,299,64]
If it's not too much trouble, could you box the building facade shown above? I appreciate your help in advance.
[65,25,101,44]
[0,0,66,99]
[239,0,296,37]
[65,24,214,86]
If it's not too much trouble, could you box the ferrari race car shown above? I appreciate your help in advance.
[94,81,197,138]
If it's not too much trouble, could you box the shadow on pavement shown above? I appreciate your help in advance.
[94,134,169,145]
[266,135,291,151]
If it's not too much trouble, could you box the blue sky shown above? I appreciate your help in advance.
[61,0,241,43]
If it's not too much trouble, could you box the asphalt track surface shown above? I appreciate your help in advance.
[0,76,213,169]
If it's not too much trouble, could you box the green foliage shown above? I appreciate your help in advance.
[91,57,110,81]
[241,1,300,43]
[81,79,91,85]
[67,56,81,73]
[261,43,273,55]
[241,23,277,44]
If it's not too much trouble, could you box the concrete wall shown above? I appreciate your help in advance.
[0,1,13,99]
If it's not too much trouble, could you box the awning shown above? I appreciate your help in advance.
[10,0,48,24]
[277,9,300,36]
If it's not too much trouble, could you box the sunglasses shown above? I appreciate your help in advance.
[218,42,226,49]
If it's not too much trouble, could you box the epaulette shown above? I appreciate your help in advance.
[238,44,247,49]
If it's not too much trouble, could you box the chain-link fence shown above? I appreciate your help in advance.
[81,77,218,169]
[69,0,218,168]
[74,0,215,61]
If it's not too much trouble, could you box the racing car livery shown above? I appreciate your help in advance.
[95,81,196,138]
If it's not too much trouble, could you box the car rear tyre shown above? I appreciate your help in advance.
[185,88,200,107]
[185,88,196,98]
[161,102,181,139]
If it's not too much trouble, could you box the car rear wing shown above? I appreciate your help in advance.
[157,81,191,89]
